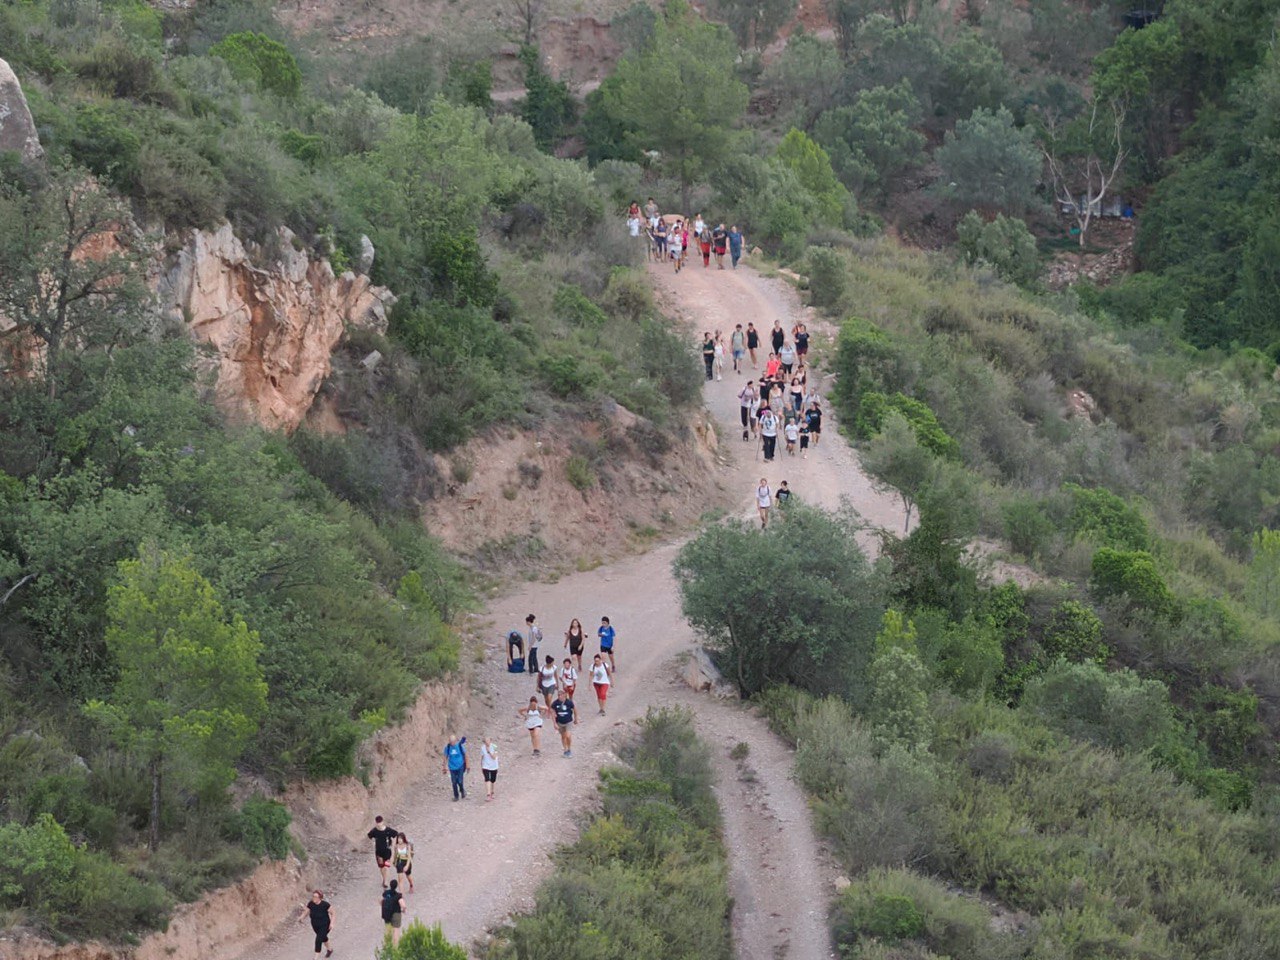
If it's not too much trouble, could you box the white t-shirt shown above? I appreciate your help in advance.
[627,217,641,237]
[760,414,778,437]
[524,708,544,729]
[480,743,499,770]
[561,665,578,687]
[694,217,705,236]
[539,664,557,689]
[784,422,799,442]
[591,664,611,686]
[756,485,772,508]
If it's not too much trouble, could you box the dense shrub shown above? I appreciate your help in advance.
[1089,548,1177,619]
[231,797,292,860]
[855,392,960,459]
[209,32,301,98]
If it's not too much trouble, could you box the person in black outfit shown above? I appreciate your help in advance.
[702,332,715,380]
[771,321,785,355]
[299,889,334,957]
[367,815,397,889]
[746,323,760,366]
[795,325,810,361]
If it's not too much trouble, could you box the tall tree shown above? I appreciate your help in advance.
[603,1,749,211]
[935,106,1041,214]
[1040,99,1127,248]
[0,165,149,398]
[706,0,798,51]
[85,550,267,850]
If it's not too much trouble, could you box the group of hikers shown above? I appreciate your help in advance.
[720,320,823,464]
[297,615,621,955]
[627,199,745,271]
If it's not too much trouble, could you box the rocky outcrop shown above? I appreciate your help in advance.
[156,224,395,433]
[0,58,42,161]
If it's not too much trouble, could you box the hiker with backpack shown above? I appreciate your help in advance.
[380,880,407,945]
[525,614,542,676]
[442,735,468,801]
[738,380,757,442]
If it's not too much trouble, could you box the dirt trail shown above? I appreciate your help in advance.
[231,263,900,960]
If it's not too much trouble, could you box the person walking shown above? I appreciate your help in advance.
[713,330,726,381]
[655,218,668,260]
[644,197,659,221]
[784,417,799,456]
[776,481,792,506]
[564,618,586,672]
[694,212,706,238]
[518,696,548,755]
[551,690,578,757]
[392,832,414,893]
[381,881,406,946]
[799,418,811,459]
[699,229,712,268]
[756,478,772,529]
[561,657,578,698]
[712,223,727,268]
[794,323,810,363]
[367,816,397,889]
[299,890,334,958]
[759,407,779,461]
[525,614,542,676]
[790,376,805,414]
[728,225,744,269]
[480,737,499,801]
[590,654,612,716]
[730,324,746,373]
[598,616,616,672]
[701,332,715,381]
[771,321,785,356]
[745,322,759,366]
[442,735,467,801]
[538,654,559,708]
[738,380,756,442]
[806,401,823,448]
[779,341,796,375]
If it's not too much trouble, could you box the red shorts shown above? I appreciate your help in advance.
[594,682,609,702]
[565,684,576,698]
[376,855,391,868]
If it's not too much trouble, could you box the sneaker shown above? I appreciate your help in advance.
[326,950,333,958]
[533,749,541,756]
[452,796,458,802]
[563,749,571,757]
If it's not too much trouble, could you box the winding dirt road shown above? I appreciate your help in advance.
[232,262,908,960]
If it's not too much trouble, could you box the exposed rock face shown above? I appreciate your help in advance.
[156,224,395,433]
[0,58,42,161]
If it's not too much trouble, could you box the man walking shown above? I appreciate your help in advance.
[759,407,779,461]
[525,613,542,676]
[551,691,578,757]
[598,616,617,673]
[367,816,397,889]
[738,380,756,441]
[728,225,744,268]
[730,324,746,374]
[442,735,468,801]
[702,332,716,381]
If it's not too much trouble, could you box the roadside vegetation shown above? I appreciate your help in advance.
[483,709,731,960]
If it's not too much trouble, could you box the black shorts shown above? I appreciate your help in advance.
[483,768,497,783]
[395,860,412,876]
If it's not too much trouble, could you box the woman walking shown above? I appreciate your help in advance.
[590,654,612,716]
[538,654,559,708]
[480,737,499,801]
[713,330,726,381]
[392,833,414,893]
[518,696,549,756]
[564,618,586,671]
[298,890,334,958]
[561,657,578,700]
[746,322,760,367]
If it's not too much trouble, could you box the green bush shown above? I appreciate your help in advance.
[1000,495,1055,559]
[806,246,848,310]
[540,354,599,399]
[233,797,292,860]
[209,32,302,98]
[1041,599,1109,665]
[0,814,168,938]
[1065,483,1151,551]
[1089,548,1177,618]
[835,869,992,956]
[955,211,1039,287]
[1022,661,1181,754]
[564,455,596,491]
[377,921,468,960]
[855,392,960,460]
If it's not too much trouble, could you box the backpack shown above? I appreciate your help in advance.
[508,656,525,674]
[381,890,399,922]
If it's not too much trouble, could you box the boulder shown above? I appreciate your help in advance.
[0,58,42,161]
[358,234,376,274]
[683,647,735,698]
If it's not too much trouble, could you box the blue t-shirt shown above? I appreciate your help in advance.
[444,738,467,771]
[728,231,743,252]
[598,624,615,649]
[552,698,575,725]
